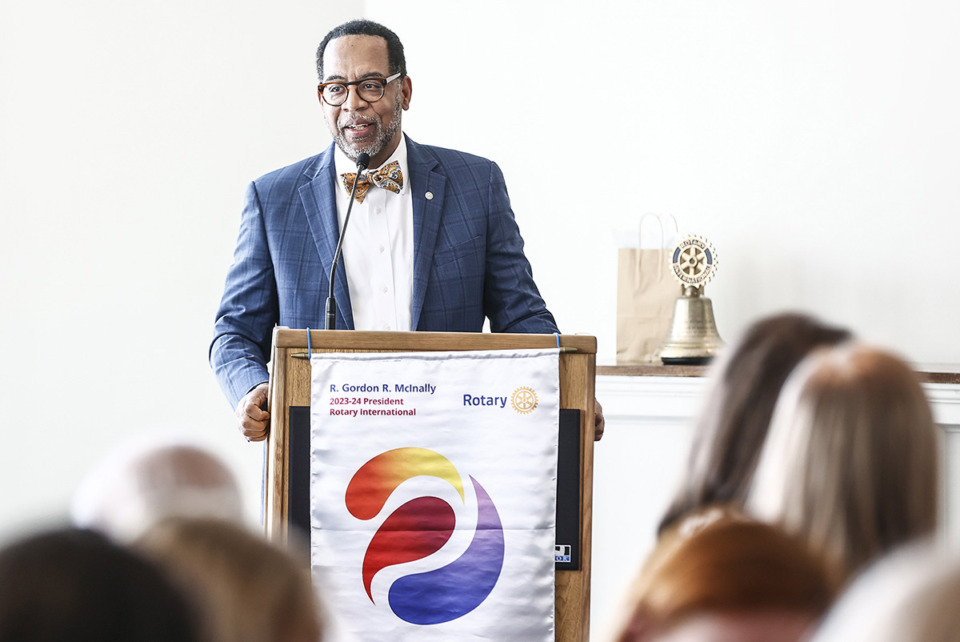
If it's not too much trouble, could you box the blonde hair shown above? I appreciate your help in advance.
[749,343,939,583]
[136,518,322,642]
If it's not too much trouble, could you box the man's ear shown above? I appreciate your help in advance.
[401,75,412,110]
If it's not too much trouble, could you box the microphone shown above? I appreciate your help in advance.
[325,152,370,330]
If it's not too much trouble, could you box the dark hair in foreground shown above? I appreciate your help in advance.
[657,312,851,535]
[316,19,406,81]
[0,528,199,642]
[135,517,322,642]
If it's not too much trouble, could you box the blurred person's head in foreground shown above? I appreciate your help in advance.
[748,342,939,584]
[0,527,200,642]
[812,539,960,642]
[614,511,836,642]
[135,516,322,642]
[658,312,851,535]
[71,435,244,542]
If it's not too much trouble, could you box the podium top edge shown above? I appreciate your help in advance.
[272,329,596,354]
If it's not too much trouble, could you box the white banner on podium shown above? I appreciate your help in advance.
[310,348,560,641]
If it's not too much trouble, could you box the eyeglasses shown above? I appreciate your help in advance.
[318,72,402,106]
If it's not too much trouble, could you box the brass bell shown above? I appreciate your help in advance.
[658,285,724,365]
[658,234,724,365]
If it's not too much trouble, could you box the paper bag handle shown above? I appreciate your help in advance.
[636,213,679,279]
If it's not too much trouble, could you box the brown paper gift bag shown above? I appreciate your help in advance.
[616,214,680,364]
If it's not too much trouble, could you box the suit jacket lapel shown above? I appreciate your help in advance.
[407,137,446,330]
[299,144,354,330]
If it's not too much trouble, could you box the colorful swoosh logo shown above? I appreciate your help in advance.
[345,447,505,625]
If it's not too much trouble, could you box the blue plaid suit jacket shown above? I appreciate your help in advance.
[210,136,558,407]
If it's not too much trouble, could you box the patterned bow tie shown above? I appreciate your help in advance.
[340,160,404,204]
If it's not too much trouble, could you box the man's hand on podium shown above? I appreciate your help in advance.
[236,382,270,442]
[594,397,605,441]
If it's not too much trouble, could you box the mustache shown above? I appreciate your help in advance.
[339,116,379,128]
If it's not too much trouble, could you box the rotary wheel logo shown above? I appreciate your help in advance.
[511,387,538,414]
[671,235,718,287]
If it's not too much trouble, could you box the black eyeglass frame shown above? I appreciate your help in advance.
[317,72,403,106]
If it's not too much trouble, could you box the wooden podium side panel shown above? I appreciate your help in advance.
[556,351,596,641]
[265,345,310,538]
[266,330,596,641]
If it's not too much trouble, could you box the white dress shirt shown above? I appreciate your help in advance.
[333,139,414,331]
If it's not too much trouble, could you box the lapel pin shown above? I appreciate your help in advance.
[425,191,434,200]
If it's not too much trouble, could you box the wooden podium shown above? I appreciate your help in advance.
[264,328,597,641]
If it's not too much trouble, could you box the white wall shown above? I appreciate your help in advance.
[0,0,356,539]
[375,0,960,363]
[2,0,959,636]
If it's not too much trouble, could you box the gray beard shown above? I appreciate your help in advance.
[334,96,403,163]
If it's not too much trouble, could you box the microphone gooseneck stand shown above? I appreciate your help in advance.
[324,152,371,330]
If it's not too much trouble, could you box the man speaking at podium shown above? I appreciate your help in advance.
[211,19,603,442]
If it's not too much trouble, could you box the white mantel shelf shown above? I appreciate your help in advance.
[596,363,960,426]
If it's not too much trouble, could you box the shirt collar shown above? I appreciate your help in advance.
[334,136,408,195]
